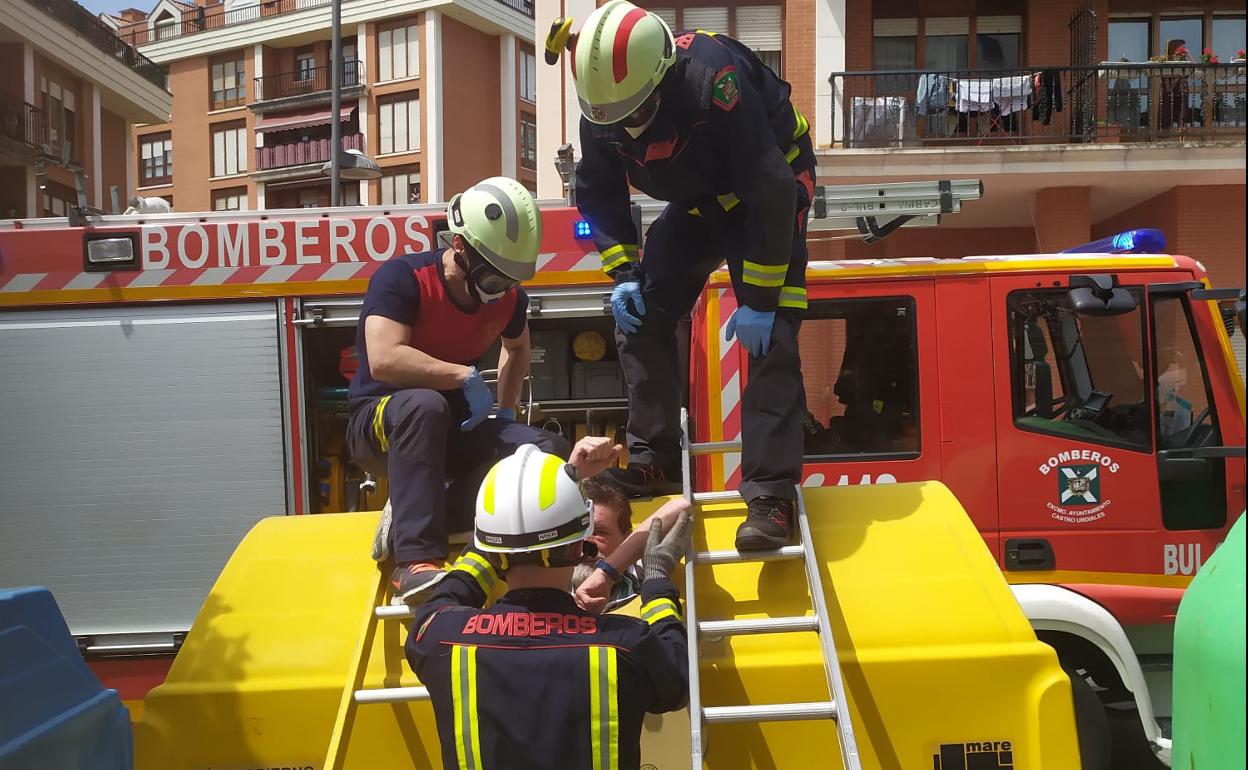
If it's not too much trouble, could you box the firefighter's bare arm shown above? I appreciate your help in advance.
[495,325,531,416]
[575,496,691,614]
[637,512,692,711]
[575,120,641,282]
[364,314,471,390]
[569,436,624,479]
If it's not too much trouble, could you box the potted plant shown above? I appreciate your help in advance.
[1200,48,1220,65]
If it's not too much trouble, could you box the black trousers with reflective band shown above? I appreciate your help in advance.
[347,389,569,564]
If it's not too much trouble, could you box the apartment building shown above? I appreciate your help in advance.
[108,0,538,211]
[535,0,1245,293]
[0,0,170,218]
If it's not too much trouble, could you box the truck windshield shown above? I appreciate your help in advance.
[1009,288,1150,451]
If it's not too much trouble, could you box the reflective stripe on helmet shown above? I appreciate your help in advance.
[481,462,499,515]
[538,453,564,510]
[588,645,620,770]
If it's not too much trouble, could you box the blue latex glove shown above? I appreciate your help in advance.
[460,367,493,431]
[725,306,776,358]
[495,407,517,422]
[610,281,646,335]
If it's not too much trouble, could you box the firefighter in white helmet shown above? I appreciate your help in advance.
[346,177,569,604]
[407,436,692,770]
[552,0,817,551]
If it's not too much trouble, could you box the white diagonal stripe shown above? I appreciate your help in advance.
[1,273,46,292]
[126,269,174,288]
[322,263,368,280]
[536,252,557,270]
[721,370,740,420]
[723,452,741,482]
[63,273,106,290]
[573,254,601,272]
[192,267,239,285]
[257,265,301,283]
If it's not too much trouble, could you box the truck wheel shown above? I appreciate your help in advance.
[1066,667,1112,770]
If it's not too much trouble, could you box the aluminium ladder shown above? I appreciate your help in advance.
[679,407,862,770]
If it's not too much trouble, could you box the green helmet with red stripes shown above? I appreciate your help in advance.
[571,0,675,125]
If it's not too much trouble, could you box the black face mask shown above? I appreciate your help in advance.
[619,89,662,131]
[456,250,516,303]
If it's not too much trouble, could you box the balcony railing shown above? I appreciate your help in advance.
[255,133,364,171]
[829,62,1246,149]
[23,0,165,90]
[116,0,531,46]
[0,97,48,149]
[255,61,363,103]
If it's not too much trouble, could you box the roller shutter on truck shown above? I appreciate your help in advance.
[0,302,288,650]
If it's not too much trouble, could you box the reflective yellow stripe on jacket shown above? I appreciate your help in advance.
[779,285,808,310]
[588,645,619,770]
[639,597,682,625]
[371,394,393,452]
[742,259,787,288]
[452,645,482,770]
[600,243,639,273]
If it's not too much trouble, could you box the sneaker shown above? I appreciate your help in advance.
[370,500,393,562]
[734,496,794,551]
[390,561,447,605]
[599,463,682,498]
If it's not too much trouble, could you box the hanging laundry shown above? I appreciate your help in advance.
[956,78,995,113]
[990,75,1032,116]
[916,73,952,116]
[1031,69,1065,125]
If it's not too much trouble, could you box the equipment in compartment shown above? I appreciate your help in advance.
[528,330,570,400]
[572,360,627,399]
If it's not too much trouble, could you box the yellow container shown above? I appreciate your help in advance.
[135,482,1080,769]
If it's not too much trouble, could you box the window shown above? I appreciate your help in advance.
[1151,294,1226,530]
[140,132,173,185]
[519,118,537,169]
[378,22,419,81]
[799,297,919,457]
[520,49,537,103]
[212,123,247,177]
[736,6,782,75]
[211,55,246,109]
[296,49,316,82]
[153,11,177,40]
[298,188,320,208]
[683,6,728,35]
[212,187,248,211]
[41,77,76,160]
[1160,16,1203,59]
[379,95,420,154]
[650,7,676,30]
[1212,15,1246,62]
[1108,17,1150,62]
[975,16,1020,69]
[379,166,420,205]
[41,181,76,217]
[342,42,360,86]
[873,19,917,94]
[924,18,969,70]
[1008,289,1150,450]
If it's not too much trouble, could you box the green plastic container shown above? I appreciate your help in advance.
[1171,512,1246,770]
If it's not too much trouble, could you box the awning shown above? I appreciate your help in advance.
[256,105,354,132]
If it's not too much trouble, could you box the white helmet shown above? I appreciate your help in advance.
[474,445,592,556]
[570,0,676,125]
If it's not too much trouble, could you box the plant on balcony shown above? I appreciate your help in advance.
[1234,49,1245,63]
[1200,48,1220,65]
[1169,45,1191,63]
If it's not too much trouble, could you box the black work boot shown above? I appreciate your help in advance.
[735,496,794,551]
[599,463,682,498]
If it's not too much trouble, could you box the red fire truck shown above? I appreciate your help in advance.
[0,182,1243,766]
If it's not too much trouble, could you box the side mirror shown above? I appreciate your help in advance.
[1191,287,1247,338]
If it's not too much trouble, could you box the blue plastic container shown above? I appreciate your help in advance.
[0,587,132,770]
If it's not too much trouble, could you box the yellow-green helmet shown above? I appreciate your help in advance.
[571,0,676,125]
[446,177,542,281]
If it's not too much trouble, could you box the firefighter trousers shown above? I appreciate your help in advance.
[346,389,569,564]
[617,169,811,502]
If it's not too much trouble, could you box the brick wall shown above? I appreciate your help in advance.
[783,0,815,127]
[440,17,501,196]
[100,108,129,212]
[1033,186,1091,252]
[807,225,1037,261]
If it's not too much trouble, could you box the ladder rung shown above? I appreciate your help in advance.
[375,605,414,619]
[692,490,742,504]
[694,545,805,565]
[689,439,743,456]
[699,615,817,637]
[354,686,430,704]
[704,701,838,724]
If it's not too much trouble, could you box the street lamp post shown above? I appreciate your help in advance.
[329,0,342,206]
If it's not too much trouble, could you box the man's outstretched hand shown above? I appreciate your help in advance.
[568,436,623,480]
[642,511,692,583]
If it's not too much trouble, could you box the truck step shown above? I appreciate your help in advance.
[704,701,838,724]
[354,686,430,705]
[699,615,818,637]
[688,439,743,456]
[693,545,805,565]
[692,490,742,504]
[375,605,413,619]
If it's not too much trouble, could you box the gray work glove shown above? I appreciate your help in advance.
[642,511,693,583]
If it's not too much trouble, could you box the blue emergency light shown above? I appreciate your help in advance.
[1061,229,1166,255]
[574,220,593,239]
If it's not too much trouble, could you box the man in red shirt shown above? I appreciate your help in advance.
[347,177,569,603]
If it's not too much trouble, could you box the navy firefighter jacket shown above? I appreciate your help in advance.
[408,551,689,770]
[575,30,813,312]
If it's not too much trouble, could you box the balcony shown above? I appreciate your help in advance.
[828,63,1246,149]
[253,61,364,110]
[116,0,532,47]
[0,96,48,154]
[22,0,165,90]
[255,133,364,173]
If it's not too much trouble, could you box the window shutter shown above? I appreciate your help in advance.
[393,101,408,153]
[977,16,1021,34]
[874,18,918,36]
[408,99,420,150]
[213,131,225,176]
[683,7,728,35]
[926,17,969,35]
[735,6,781,51]
[651,7,676,30]
[378,29,392,81]
[407,24,420,77]
[393,27,407,79]
[380,102,394,154]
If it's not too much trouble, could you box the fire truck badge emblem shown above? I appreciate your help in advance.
[1058,464,1099,504]
[591,105,607,122]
